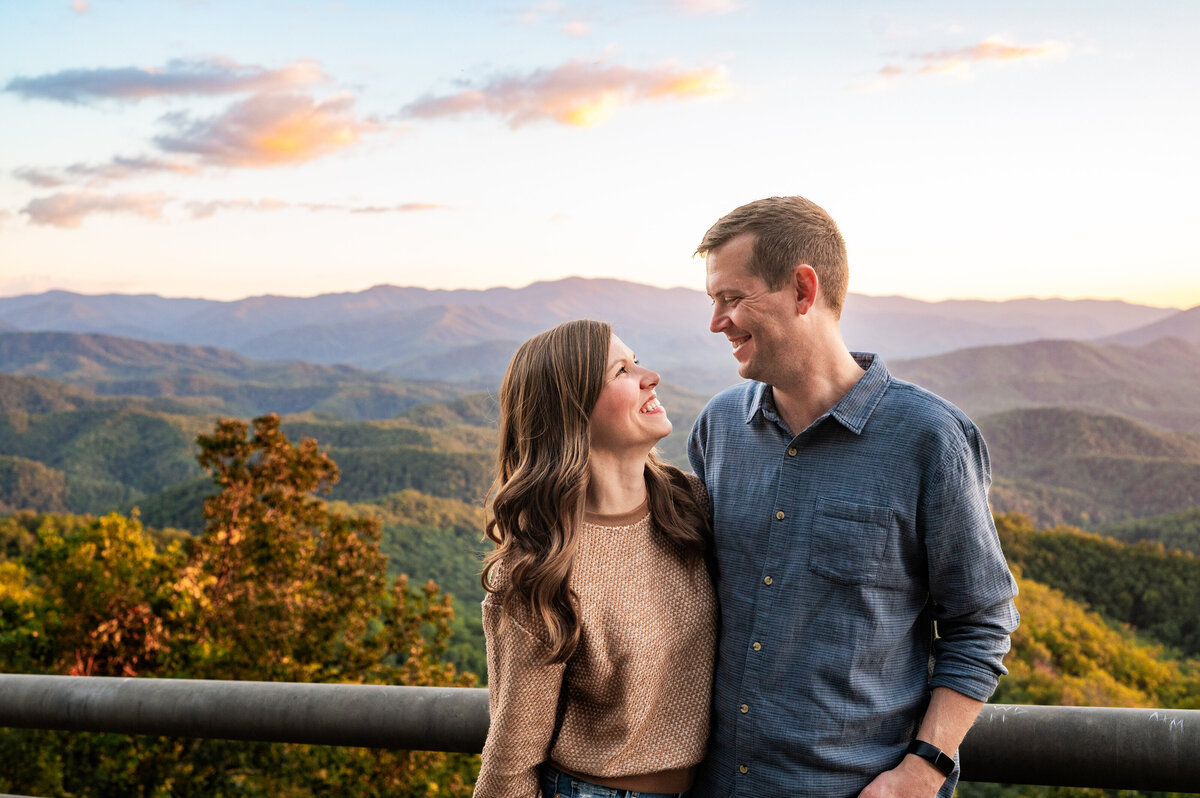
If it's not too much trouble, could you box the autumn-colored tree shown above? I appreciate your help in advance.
[0,415,478,796]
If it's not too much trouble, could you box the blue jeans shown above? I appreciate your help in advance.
[539,764,689,798]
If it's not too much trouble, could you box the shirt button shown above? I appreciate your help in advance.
[763,576,773,585]
[775,510,785,520]
[739,765,749,774]
[752,641,762,651]
[787,447,797,456]
[740,703,749,713]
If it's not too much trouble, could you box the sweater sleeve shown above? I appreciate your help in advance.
[472,597,567,798]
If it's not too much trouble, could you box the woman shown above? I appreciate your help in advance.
[473,319,716,798]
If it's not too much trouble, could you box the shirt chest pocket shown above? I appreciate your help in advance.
[808,497,897,586]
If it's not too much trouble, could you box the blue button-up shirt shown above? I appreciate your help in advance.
[688,353,1019,797]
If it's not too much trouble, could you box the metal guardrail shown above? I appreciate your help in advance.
[0,674,487,752]
[1,675,1198,792]
[961,703,1198,791]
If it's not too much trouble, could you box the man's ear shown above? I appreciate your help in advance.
[793,264,818,315]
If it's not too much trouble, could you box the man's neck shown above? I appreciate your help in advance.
[771,348,866,435]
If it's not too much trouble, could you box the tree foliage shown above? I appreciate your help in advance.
[0,414,478,796]
[997,513,1200,657]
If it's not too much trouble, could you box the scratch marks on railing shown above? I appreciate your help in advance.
[982,705,1028,723]
[1148,711,1186,732]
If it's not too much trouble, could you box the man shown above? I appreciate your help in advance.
[687,196,1019,797]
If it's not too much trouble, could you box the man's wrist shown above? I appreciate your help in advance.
[906,739,955,778]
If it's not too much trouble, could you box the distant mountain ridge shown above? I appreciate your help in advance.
[1,280,1189,394]
[0,331,472,420]
[890,337,1200,434]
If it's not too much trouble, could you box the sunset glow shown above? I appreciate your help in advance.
[1,0,1197,308]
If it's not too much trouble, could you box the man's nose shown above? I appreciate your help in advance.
[710,304,728,334]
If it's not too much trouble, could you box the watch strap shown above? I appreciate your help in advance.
[906,739,955,777]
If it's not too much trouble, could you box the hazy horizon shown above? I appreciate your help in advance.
[0,274,1189,311]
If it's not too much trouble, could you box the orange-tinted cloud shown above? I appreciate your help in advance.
[4,57,326,104]
[879,37,1069,81]
[155,92,380,167]
[21,191,169,228]
[70,1,90,14]
[403,59,730,128]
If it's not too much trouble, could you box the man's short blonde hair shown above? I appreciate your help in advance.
[696,196,849,317]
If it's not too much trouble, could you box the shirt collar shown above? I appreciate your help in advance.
[745,352,891,436]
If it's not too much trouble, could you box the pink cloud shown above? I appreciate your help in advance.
[403,59,730,128]
[4,57,327,104]
[155,92,380,167]
[21,191,169,228]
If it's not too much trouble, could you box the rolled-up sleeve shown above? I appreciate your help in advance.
[473,599,566,798]
[923,425,1020,701]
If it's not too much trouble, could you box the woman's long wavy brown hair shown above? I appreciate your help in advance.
[482,319,711,664]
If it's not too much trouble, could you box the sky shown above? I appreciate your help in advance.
[1,0,1198,308]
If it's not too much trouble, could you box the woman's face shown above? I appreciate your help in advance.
[588,333,672,456]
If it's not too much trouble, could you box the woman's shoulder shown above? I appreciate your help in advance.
[670,468,709,508]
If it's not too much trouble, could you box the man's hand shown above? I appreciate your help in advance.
[858,754,945,798]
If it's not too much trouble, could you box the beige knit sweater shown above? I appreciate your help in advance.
[473,478,716,798]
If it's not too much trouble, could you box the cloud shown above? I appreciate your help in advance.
[185,198,446,219]
[563,20,591,37]
[348,202,445,214]
[516,1,564,25]
[673,0,745,16]
[14,156,200,188]
[876,36,1069,82]
[155,92,380,167]
[65,155,202,182]
[70,1,90,13]
[4,57,326,104]
[184,198,289,219]
[403,59,730,128]
[21,191,169,228]
[13,168,67,188]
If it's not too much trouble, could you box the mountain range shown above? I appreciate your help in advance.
[2,280,1194,394]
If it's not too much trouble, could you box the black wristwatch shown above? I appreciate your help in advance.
[906,739,955,777]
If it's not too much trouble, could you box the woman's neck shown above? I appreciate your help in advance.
[585,449,649,515]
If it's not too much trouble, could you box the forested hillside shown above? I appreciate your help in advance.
[5,411,1200,796]
[997,514,1200,658]
[1095,509,1200,556]
[980,407,1200,528]
[0,331,473,419]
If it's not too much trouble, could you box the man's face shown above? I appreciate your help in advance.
[705,232,799,384]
